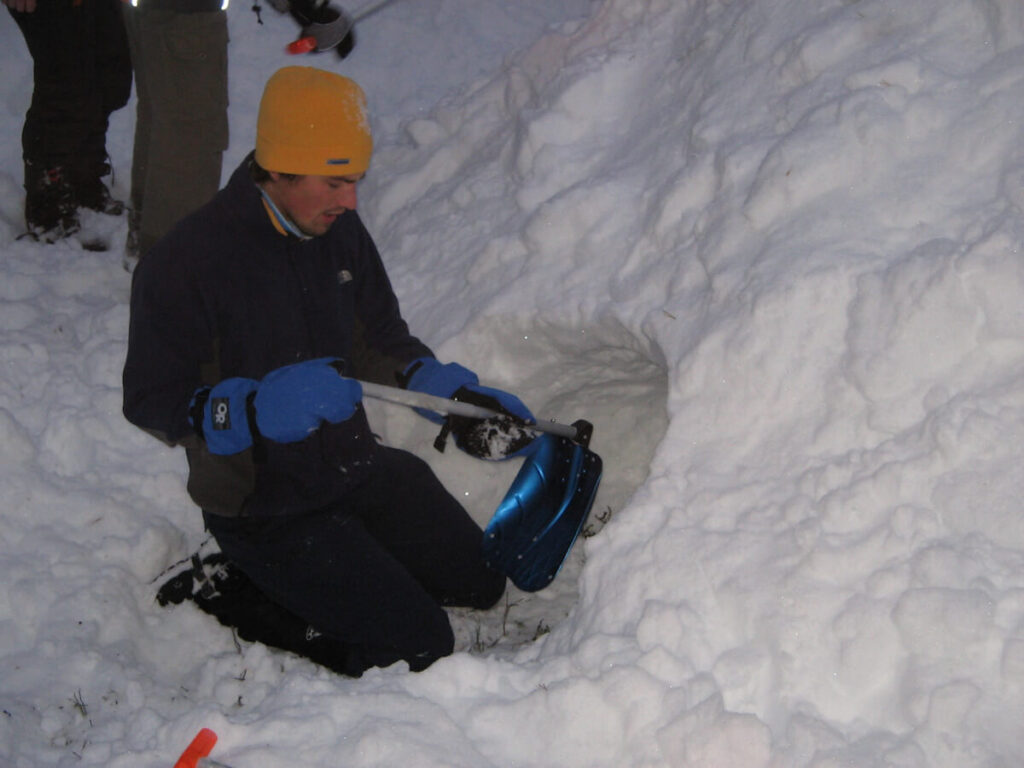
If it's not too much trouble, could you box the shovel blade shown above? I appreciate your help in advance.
[482,433,602,592]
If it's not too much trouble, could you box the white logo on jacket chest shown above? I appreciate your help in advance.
[337,270,353,285]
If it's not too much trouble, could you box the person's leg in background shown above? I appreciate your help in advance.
[71,0,132,214]
[8,0,129,239]
[121,4,228,263]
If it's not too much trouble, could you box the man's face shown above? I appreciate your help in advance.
[264,171,362,237]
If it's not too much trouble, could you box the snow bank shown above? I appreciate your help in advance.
[1,0,1023,765]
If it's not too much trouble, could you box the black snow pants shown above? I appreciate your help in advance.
[8,0,132,193]
[203,446,506,677]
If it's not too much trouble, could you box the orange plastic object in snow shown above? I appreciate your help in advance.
[173,728,218,768]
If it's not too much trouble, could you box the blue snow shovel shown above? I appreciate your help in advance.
[359,381,603,591]
[481,425,602,591]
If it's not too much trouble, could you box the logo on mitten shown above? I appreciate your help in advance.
[211,397,231,430]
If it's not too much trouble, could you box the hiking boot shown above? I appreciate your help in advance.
[24,163,80,242]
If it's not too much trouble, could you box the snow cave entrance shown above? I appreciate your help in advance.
[366,317,669,656]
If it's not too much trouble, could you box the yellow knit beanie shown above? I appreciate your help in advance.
[255,66,373,176]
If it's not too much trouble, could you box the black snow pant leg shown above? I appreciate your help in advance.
[204,447,506,676]
[80,0,132,186]
[9,0,130,184]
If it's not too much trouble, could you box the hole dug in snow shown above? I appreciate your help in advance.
[366,318,668,657]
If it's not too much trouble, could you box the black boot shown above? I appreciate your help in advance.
[73,159,125,216]
[24,161,80,242]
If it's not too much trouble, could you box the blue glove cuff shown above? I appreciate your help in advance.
[198,377,259,455]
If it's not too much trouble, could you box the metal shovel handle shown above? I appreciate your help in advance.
[356,380,583,442]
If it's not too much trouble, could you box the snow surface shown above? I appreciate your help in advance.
[2,0,1024,765]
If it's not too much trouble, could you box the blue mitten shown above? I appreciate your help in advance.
[403,357,537,459]
[403,358,478,423]
[191,377,260,455]
[253,357,362,444]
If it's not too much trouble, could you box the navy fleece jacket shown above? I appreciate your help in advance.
[123,155,433,516]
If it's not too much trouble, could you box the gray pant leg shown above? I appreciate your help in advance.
[123,7,229,257]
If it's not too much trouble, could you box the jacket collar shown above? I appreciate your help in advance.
[222,152,297,241]
[258,188,311,240]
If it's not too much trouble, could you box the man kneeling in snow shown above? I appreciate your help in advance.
[122,66,535,676]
